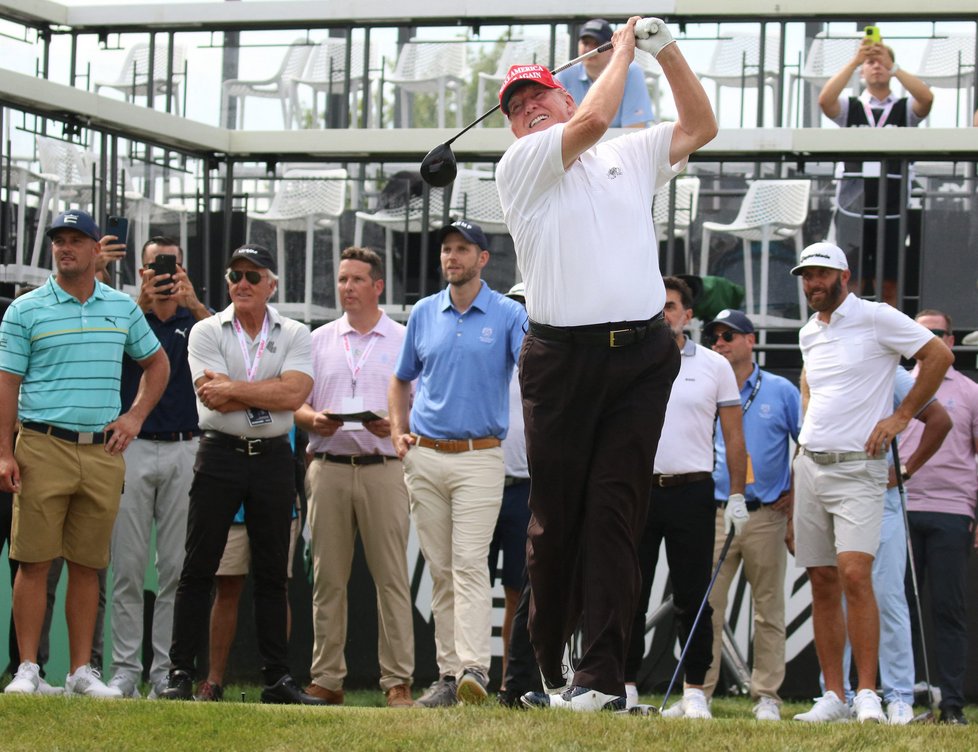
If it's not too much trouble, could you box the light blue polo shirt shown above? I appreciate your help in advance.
[554,62,654,127]
[714,363,801,503]
[0,276,160,431]
[395,281,526,439]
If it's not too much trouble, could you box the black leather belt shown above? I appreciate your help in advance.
[138,430,201,442]
[202,430,289,456]
[504,476,529,487]
[21,421,107,445]
[652,471,713,488]
[528,313,666,348]
[716,499,762,512]
[315,452,392,466]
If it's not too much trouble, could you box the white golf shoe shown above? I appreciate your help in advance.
[886,699,914,725]
[65,666,124,699]
[852,689,885,724]
[753,696,781,721]
[661,688,712,719]
[4,661,41,694]
[793,691,850,723]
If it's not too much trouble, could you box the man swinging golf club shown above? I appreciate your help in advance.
[495,16,717,711]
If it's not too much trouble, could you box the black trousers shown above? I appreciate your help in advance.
[503,571,541,695]
[520,324,679,696]
[907,510,972,710]
[625,478,717,686]
[168,436,294,685]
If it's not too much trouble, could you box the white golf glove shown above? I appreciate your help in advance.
[634,17,676,58]
[724,493,749,536]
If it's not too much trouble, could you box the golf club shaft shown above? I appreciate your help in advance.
[891,439,937,714]
[445,41,614,147]
[659,526,736,712]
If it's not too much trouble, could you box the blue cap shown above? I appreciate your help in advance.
[704,309,755,336]
[46,210,101,242]
[439,219,489,251]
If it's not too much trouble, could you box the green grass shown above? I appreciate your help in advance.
[0,691,976,751]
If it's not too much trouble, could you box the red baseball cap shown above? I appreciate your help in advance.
[498,64,565,116]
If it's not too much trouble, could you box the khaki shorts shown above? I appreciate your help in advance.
[792,452,887,568]
[11,429,125,569]
[216,515,300,578]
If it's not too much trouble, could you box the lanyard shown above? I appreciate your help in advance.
[862,99,895,128]
[343,331,378,398]
[742,368,763,415]
[232,315,269,383]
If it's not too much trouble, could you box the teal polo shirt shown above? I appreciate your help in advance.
[0,276,160,431]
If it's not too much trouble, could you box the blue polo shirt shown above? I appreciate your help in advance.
[714,363,801,503]
[554,62,654,127]
[120,306,200,434]
[0,276,160,431]
[395,281,526,439]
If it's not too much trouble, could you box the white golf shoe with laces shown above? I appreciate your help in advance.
[793,691,850,722]
[661,688,712,719]
[852,689,885,723]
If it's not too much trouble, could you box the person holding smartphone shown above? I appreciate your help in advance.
[105,236,210,699]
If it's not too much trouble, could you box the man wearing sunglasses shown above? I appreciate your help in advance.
[160,244,324,705]
[698,309,801,721]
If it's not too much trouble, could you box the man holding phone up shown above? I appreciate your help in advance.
[106,237,211,699]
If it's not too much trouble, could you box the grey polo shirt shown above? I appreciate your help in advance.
[188,303,313,438]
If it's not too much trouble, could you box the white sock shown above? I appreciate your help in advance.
[625,684,639,708]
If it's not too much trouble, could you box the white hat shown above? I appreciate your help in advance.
[505,282,526,299]
[791,242,849,276]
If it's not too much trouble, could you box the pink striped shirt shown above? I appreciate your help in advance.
[306,311,405,456]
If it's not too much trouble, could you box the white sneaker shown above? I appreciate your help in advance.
[65,666,124,699]
[852,689,885,724]
[886,699,914,726]
[625,684,639,710]
[662,688,712,719]
[753,696,781,721]
[4,661,41,694]
[108,673,141,698]
[37,676,64,696]
[793,691,850,723]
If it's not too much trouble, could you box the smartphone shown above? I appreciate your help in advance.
[864,26,882,45]
[105,215,129,246]
[149,253,177,293]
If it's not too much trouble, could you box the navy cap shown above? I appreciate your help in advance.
[704,309,755,336]
[227,244,277,274]
[579,18,613,44]
[46,210,101,242]
[439,219,490,251]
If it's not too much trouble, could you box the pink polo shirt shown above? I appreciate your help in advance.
[306,311,405,457]
[900,366,978,518]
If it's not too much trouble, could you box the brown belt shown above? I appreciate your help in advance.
[652,471,713,488]
[413,435,501,453]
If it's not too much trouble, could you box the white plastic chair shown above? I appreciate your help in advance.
[918,33,976,126]
[786,33,862,127]
[697,31,781,126]
[221,38,311,129]
[94,42,186,114]
[353,177,453,303]
[700,180,811,327]
[475,35,569,125]
[382,39,467,129]
[291,37,379,128]
[449,169,507,234]
[653,177,701,271]
[0,162,46,285]
[246,168,348,323]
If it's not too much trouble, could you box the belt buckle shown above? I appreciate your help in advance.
[246,438,262,456]
[432,440,444,452]
[655,474,674,487]
[609,328,629,348]
[77,432,95,445]
[349,455,361,466]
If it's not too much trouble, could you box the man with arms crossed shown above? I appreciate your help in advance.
[1,210,168,697]
[790,242,951,723]
[495,17,716,710]
[295,247,416,708]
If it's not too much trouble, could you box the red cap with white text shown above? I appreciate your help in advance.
[498,64,565,116]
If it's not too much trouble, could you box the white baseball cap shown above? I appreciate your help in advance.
[791,242,849,276]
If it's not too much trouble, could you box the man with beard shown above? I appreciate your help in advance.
[389,220,526,706]
[789,242,951,723]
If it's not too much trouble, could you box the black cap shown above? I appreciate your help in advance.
[438,219,490,251]
[227,244,277,274]
[579,19,613,45]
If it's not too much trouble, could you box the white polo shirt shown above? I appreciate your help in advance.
[654,339,740,475]
[496,121,684,327]
[798,293,933,452]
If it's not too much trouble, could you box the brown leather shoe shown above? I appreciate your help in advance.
[386,683,414,708]
[303,682,344,705]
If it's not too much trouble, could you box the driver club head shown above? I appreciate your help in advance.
[420,142,458,188]
[910,710,937,724]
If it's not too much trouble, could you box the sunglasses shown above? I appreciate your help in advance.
[706,330,742,345]
[226,269,264,285]
[928,328,948,338]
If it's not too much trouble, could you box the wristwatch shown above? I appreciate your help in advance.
[900,464,912,481]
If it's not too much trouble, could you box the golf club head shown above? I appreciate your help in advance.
[420,142,458,187]
[619,703,660,716]
[910,710,937,724]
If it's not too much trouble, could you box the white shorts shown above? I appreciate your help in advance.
[792,453,887,568]
[216,516,301,578]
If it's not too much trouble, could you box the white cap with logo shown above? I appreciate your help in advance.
[791,242,849,276]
